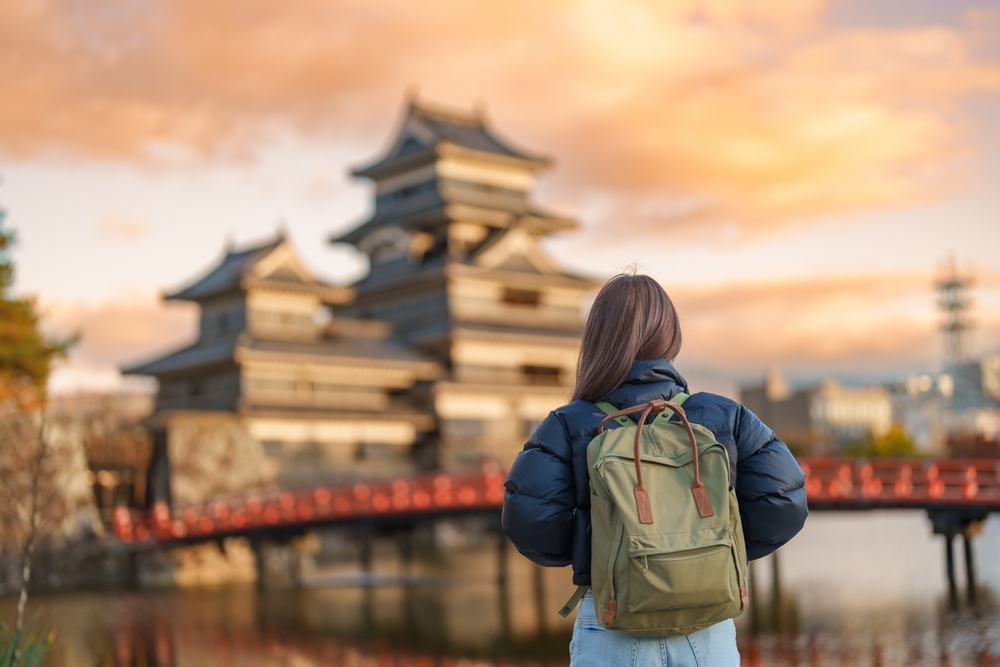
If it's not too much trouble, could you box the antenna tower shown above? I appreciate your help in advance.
[936,253,974,367]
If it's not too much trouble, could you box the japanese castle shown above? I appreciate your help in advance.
[126,99,599,496]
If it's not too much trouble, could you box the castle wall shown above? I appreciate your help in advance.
[162,411,276,507]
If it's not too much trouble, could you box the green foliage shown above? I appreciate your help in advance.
[844,424,918,458]
[783,439,814,458]
[0,208,13,292]
[0,615,54,667]
[0,203,74,391]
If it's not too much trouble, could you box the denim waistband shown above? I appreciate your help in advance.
[576,591,596,620]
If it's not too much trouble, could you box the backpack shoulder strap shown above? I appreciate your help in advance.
[654,391,690,424]
[595,401,636,428]
[595,401,618,416]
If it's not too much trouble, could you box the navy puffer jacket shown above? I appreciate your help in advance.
[502,359,808,587]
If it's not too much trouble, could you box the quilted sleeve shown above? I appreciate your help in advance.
[501,411,576,567]
[733,405,808,561]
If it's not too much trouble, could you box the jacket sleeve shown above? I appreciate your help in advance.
[733,405,808,561]
[501,412,576,567]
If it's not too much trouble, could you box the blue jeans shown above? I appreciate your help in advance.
[569,592,741,667]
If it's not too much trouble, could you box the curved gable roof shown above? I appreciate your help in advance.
[353,100,550,180]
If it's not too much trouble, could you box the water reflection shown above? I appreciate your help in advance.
[2,513,998,666]
[5,576,996,667]
[17,585,1000,667]
[89,585,574,667]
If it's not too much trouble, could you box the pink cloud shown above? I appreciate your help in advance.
[1,0,999,238]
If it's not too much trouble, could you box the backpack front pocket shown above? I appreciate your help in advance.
[626,539,738,613]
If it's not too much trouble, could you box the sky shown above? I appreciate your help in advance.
[1,0,999,396]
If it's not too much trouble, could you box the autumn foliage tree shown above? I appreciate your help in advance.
[0,216,66,398]
[0,199,76,650]
[844,424,918,458]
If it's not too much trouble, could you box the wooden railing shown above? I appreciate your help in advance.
[113,458,1000,545]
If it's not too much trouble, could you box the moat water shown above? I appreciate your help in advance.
[4,511,1000,666]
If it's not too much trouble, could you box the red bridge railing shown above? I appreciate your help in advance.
[113,458,1000,545]
[801,458,1000,506]
[114,463,507,545]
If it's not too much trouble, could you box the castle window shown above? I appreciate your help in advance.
[502,288,539,307]
[440,179,527,200]
[523,365,561,385]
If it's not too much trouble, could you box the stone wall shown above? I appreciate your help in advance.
[165,411,277,507]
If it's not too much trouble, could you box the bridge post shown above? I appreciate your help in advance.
[962,529,976,605]
[359,528,373,581]
[496,528,512,641]
[944,534,958,609]
[534,564,547,636]
[930,510,987,609]
[497,531,508,587]
[747,559,761,635]
[249,536,265,591]
[398,528,414,578]
[770,549,783,631]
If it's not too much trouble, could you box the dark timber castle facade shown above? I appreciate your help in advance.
[126,99,599,501]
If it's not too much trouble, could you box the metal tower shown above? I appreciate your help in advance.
[936,253,974,366]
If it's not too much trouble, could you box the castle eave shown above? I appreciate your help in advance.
[433,380,572,398]
[234,337,441,380]
[240,406,436,431]
[446,263,602,291]
[451,323,582,347]
[241,277,354,303]
[122,341,235,377]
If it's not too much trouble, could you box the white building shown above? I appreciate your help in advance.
[741,368,892,453]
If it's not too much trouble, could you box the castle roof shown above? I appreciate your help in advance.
[123,331,441,380]
[233,334,440,378]
[352,100,550,181]
[166,234,352,304]
[122,340,235,377]
[331,201,576,247]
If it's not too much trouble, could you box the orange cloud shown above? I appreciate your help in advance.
[33,270,1000,393]
[670,270,1000,377]
[2,0,999,237]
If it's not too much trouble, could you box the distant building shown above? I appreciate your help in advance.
[332,100,599,468]
[124,98,597,503]
[889,354,1000,454]
[741,368,892,453]
[944,352,1000,441]
[890,374,950,453]
[948,352,1000,412]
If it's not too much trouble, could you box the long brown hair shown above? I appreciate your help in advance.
[572,273,682,403]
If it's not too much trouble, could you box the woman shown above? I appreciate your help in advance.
[502,273,808,667]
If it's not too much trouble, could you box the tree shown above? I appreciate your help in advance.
[844,424,918,458]
[0,206,69,395]
[0,198,76,662]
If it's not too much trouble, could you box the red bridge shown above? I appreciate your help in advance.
[111,457,999,607]
[113,458,1000,547]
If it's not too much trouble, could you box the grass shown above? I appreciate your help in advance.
[0,615,54,667]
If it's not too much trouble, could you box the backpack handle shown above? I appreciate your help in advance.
[598,400,715,522]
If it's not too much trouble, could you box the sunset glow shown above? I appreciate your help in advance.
[2,0,998,393]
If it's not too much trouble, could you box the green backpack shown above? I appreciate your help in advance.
[559,394,748,637]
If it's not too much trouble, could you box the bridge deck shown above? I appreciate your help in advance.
[113,458,1000,546]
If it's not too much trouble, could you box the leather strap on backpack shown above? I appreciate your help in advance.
[597,397,715,522]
